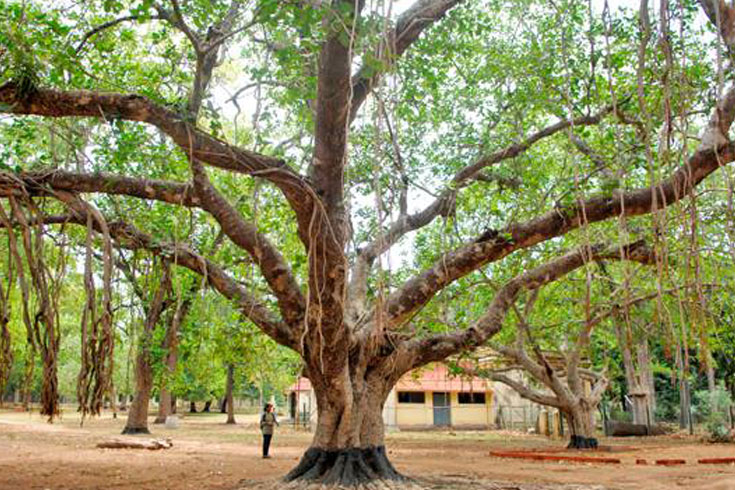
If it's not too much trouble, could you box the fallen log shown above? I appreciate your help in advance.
[606,421,666,437]
[97,438,173,450]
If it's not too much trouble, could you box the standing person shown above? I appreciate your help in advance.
[260,403,279,458]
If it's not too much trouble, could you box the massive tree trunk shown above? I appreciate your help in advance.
[565,402,598,450]
[225,364,236,425]
[285,367,404,486]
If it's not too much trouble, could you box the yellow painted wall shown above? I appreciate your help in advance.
[450,391,493,427]
[395,391,494,427]
[395,393,432,426]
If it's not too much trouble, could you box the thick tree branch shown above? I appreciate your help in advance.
[189,163,306,326]
[349,107,613,320]
[385,130,735,327]
[400,241,655,369]
[0,170,197,206]
[0,169,306,330]
[349,0,464,122]
[160,0,307,327]
[0,196,299,351]
[0,83,313,214]
[698,0,735,49]
[488,372,564,409]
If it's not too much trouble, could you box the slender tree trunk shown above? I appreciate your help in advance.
[219,395,227,414]
[122,264,170,435]
[122,341,154,434]
[637,337,656,419]
[155,389,172,424]
[679,378,691,430]
[153,320,180,424]
[189,401,197,413]
[109,385,118,419]
[154,292,190,424]
[225,364,236,424]
[203,400,212,412]
[707,363,716,393]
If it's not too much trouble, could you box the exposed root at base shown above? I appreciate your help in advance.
[285,446,403,486]
[238,476,607,490]
[120,427,151,435]
[567,436,599,450]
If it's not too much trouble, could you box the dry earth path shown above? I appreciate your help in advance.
[1,410,734,489]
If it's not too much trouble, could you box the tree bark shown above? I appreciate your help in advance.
[565,402,598,449]
[637,337,656,419]
[225,364,236,425]
[285,366,404,486]
[189,401,197,413]
[122,341,154,434]
[679,378,691,430]
[122,265,171,435]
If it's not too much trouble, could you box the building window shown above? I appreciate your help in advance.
[397,391,425,404]
[458,392,486,404]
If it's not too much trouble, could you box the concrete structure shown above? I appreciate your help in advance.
[287,363,540,430]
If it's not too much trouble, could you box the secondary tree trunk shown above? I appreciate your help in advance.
[637,338,656,417]
[679,378,692,430]
[122,340,154,434]
[284,367,404,486]
[565,402,598,449]
[615,323,655,425]
[154,295,187,424]
[189,401,197,413]
[122,264,170,435]
[154,389,172,424]
[203,400,212,412]
[225,364,236,424]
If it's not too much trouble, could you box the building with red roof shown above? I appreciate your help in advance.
[287,363,541,430]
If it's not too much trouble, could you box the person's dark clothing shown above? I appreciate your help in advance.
[260,411,278,457]
[262,433,272,457]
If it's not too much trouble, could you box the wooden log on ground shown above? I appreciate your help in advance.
[606,421,666,437]
[96,438,173,450]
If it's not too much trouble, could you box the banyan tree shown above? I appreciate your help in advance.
[1,0,735,487]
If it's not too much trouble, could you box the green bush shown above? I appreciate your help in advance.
[693,385,733,443]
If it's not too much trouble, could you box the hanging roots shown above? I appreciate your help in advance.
[77,200,115,421]
[0,288,11,397]
[0,239,12,398]
[4,196,65,420]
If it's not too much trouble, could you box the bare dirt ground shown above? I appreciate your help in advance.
[1,409,734,490]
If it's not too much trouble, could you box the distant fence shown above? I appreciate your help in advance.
[494,404,543,432]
